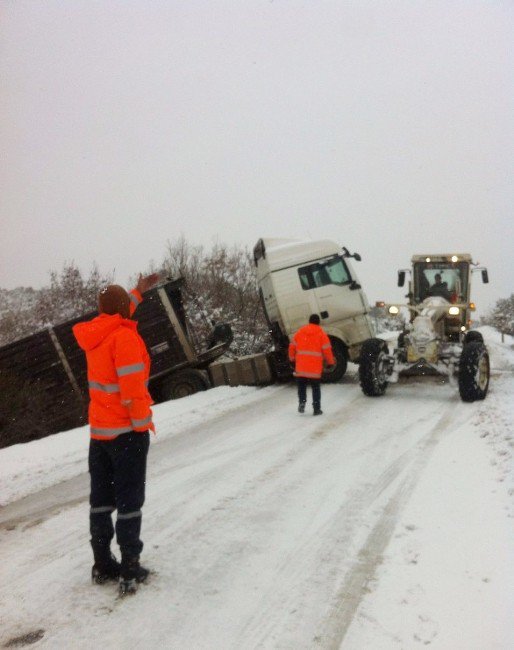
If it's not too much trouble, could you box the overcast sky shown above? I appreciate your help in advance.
[1,0,512,314]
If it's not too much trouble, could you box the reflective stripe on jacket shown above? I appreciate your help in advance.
[288,323,335,380]
[73,289,154,440]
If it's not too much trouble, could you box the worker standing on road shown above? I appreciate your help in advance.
[289,314,335,415]
[73,272,159,596]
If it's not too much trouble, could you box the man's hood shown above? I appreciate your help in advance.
[73,313,137,351]
[303,323,322,336]
[296,323,323,341]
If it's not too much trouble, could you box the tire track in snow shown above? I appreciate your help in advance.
[146,389,437,552]
[0,474,88,531]
[150,382,458,539]
[235,401,459,649]
[315,403,462,649]
[143,391,458,648]
[130,390,432,646]
[144,392,366,547]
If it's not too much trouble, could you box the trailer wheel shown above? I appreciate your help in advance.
[322,338,347,383]
[359,338,389,397]
[458,342,489,402]
[158,369,210,401]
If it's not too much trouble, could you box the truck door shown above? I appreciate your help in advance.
[272,266,319,334]
[297,256,371,341]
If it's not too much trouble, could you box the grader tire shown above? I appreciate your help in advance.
[458,342,490,402]
[359,338,389,397]
[464,331,484,344]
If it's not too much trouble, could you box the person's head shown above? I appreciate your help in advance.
[434,273,442,283]
[98,285,130,319]
[309,313,320,325]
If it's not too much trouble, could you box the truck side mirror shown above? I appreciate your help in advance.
[482,269,489,284]
[398,271,405,287]
[341,247,361,261]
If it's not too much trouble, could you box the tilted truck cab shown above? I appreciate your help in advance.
[254,238,375,381]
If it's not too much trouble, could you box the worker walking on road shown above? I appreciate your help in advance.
[73,273,159,596]
[289,314,335,415]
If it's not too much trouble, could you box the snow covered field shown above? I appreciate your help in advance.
[1,327,513,649]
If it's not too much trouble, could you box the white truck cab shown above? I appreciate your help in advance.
[254,238,375,380]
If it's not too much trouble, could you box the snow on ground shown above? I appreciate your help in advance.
[0,327,512,649]
[0,385,265,507]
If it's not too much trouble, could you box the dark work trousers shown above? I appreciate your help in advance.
[297,377,321,410]
[88,431,150,560]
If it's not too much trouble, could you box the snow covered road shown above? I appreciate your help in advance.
[1,328,512,649]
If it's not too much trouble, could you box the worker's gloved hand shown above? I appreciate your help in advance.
[136,273,161,294]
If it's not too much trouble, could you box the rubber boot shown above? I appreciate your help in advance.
[119,556,149,596]
[91,551,121,584]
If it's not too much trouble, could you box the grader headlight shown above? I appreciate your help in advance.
[448,306,460,316]
[388,305,400,315]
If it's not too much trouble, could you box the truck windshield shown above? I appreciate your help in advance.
[299,257,351,289]
[413,261,469,304]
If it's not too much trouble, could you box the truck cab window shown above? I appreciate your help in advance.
[298,268,312,290]
[324,258,350,286]
[298,257,351,290]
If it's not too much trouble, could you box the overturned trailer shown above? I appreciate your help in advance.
[0,278,232,448]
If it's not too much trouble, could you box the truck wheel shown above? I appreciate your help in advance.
[158,369,210,401]
[458,342,490,402]
[322,338,348,383]
[463,331,483,344]
[359,338,389,397]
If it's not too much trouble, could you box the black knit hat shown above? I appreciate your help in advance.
[309,314,320,325]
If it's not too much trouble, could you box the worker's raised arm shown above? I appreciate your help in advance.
[128,273,161,317]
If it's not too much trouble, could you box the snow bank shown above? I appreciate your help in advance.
[0,385,267,506]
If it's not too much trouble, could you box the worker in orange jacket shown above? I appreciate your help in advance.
[288,314,335,415]
[73,272,159,595]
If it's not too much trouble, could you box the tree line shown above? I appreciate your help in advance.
[1,240,512,354]
[0,238,270,356]
[480,295,514,337]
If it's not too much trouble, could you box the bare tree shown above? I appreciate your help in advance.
[0,263,113,345]
[0,244,271,357]
[34,262,114,327]
[158,238,270,356]
[482,294,514,339]
[0,287,40,345]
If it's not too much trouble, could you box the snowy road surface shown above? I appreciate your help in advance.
[1,328,513,649]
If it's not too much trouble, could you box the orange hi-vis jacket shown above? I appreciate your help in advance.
[73,289,154,440]
[288,323,335,380]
